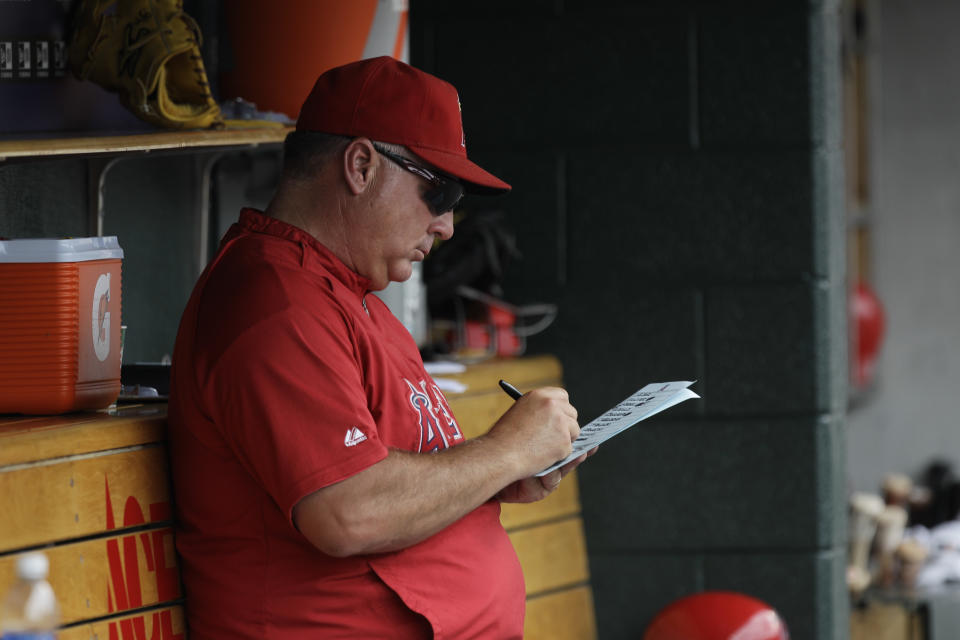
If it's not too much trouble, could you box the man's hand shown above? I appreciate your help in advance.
[294,386,585,556]
[496,448,598,503]
[485,387,581,479]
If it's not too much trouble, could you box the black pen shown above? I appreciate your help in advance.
[498,379,523,400]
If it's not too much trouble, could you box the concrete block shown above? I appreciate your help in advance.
[529,288,703,424]
[0,160,89,237]
[706,283,827,415]
[410,0,562,70]
[704,548,849,640]
[812,147,846,281]
[698,7,812,145]
[461,148,565,305]
[578,415,842,551]
[566,149,816,282]
[564,0,823,11]
[814,275,849,416]
[412,0,558,18]
[809,2,844,149]
[816,413,848,547]
[588,552,703,640]
[103,156,200,362]
[431,15,689,146]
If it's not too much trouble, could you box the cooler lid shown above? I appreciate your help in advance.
[0,236,124,263]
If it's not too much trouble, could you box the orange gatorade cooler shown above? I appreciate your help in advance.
[0,237,124,414]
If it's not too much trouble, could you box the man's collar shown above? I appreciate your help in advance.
[236,208,373,296]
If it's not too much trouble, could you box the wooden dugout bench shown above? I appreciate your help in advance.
[0,355,597,639]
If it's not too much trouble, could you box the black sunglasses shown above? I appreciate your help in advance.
[373,145,465,216]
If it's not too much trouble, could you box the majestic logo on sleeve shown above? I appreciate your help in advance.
[344,426,368,447]
[404,378,463,452]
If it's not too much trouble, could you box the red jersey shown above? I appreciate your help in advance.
[168,210,525,638]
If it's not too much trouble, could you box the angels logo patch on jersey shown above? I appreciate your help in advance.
[404,378,463,452]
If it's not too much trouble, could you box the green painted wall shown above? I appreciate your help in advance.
[3,156,201,364]
[411,1,848,637]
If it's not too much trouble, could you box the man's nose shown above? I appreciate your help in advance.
[430,211,455,241]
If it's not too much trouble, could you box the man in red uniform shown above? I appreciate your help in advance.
[168,56,587,638]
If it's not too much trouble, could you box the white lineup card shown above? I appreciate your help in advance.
[536,381,700,477]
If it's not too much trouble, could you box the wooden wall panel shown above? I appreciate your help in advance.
[0,445,173,552]
[500,470,581,530]
[0,408,167,467]
[443,354,562,440]
[444,355,562,393]
[0,527,180,624]
[525,586,598,640]
[58,605,185,640]
[447,359,581,530]
[0,355,593,636]
[444,355,593,623]
[447,391,516,440]
[508,517,590,596]
[850,601,923,640]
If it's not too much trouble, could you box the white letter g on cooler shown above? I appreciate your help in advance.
[92,272,111,362]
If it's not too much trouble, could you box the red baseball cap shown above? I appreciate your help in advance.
[296,56,510,194]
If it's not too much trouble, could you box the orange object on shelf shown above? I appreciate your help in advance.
[0,238,123,414]
[219,0,409,120]
[852,280,885,388]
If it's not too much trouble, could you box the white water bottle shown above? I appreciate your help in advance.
[0,552,59,640]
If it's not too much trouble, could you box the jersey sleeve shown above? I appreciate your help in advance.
[202,302,388,523]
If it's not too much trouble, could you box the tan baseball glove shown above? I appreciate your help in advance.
[69,0,223,130]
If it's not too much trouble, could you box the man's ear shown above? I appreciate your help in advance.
[342,138,378,196]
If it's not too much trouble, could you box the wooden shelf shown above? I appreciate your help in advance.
[0,126,293,162]
[442,354,563,397]
[0,404,168,468]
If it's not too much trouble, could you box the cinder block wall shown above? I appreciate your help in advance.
[0,158,204,363]
[411,1,848,638]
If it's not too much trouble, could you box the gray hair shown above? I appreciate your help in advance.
[282,131,408,180]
